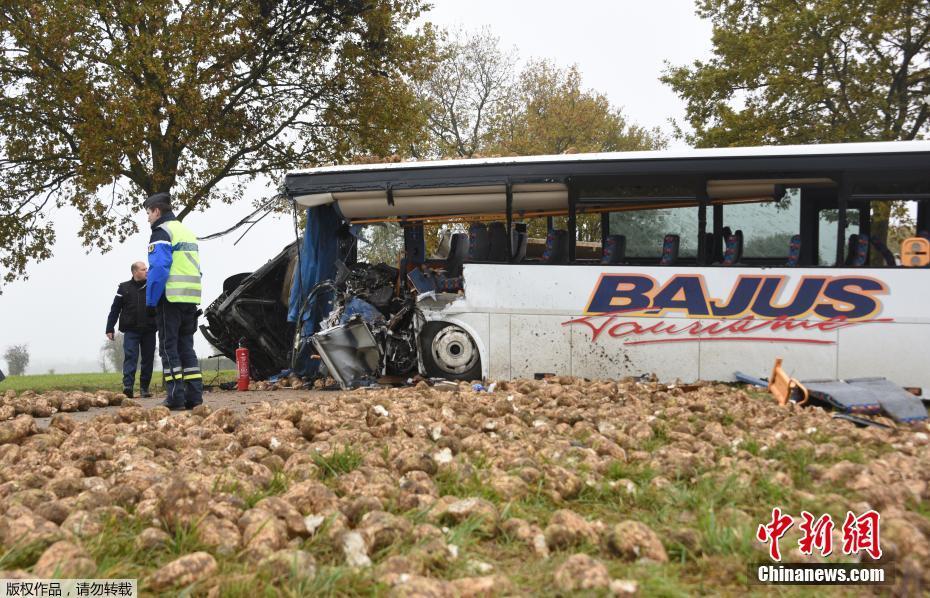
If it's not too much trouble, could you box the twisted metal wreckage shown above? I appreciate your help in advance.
[201,202,478,390]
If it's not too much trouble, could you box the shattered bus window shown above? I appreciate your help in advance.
[357,222,403,265]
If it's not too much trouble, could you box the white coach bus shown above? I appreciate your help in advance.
[284,141,930,393]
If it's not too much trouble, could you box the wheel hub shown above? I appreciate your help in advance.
[431,325,478,375]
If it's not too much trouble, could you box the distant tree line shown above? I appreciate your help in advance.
[3,344,29,376]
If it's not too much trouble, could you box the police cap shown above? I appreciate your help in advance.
[143,192,172,212]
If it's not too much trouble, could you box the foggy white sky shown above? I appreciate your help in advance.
[0,0,711,373]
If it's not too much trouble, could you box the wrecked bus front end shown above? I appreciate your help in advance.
[200,241,298,380]
[202,227,477,388]
[293,261,450,389]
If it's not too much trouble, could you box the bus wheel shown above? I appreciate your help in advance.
[422,323,481,381]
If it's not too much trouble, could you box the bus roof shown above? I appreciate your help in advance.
[284,141,930,222]
[290,140,930,177]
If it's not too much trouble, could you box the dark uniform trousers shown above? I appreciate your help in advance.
[122,330,156,392]
[157,300,203,408]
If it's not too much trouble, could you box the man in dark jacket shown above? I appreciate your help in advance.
[105,261,157,398]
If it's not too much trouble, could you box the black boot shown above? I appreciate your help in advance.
[122,388,134,399]
[140,388,153,398]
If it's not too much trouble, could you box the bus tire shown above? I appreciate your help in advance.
[421,322,482,381]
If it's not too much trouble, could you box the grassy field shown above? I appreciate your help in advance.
[0,376,921,595]
[0,370,237,393]
[0,431,895,596]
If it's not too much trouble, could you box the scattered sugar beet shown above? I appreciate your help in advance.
[0,378,927,594]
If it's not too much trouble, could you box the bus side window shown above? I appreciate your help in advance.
[723,191,800,265]
[610,207,698,260]
[819,209,859,266]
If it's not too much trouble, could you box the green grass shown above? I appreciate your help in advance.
[312,446,364,479]
[0,370,237,393]
[0,454,874,598]
[434,463,501,503]
[0,376,894,597]
[606,460,657,486]
[0,541,47,571]
[243,471,291,508]
[641,423,671,452]
[298,566,387,596]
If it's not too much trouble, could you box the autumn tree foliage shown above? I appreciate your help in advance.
[415,27,517,159]
[0,0,434,284]
[414,29,665,242]
[417,29,665,160]
[662,0,930,250]
[491,60,665,157]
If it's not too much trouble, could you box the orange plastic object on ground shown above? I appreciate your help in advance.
[900,237,930,267]
[768,358,809,406]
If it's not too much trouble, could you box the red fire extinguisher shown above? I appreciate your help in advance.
[235,339,250,391]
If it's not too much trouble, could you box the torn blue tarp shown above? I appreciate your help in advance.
[339,297,384,325]
[287,204,341,376]
[267,369,293,384]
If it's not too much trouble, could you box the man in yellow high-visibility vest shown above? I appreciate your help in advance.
[144,192,203,410]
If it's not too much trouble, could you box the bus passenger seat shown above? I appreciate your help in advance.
[445,233,469,277]
[659,234,680,266]
[467,223,490,262]
[850,234,870,266]
[511,224,528,263]
[487,222,509,261]
[844,234,860,265]
[786,234,801,266]
[714,226,733,263]
[722,229,743,266]
[435,275,464,293]
[432,229,452,259]
[542,229,569,264]
[601,234,626,264]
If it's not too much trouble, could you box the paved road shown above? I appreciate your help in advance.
[33,388,333,429]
